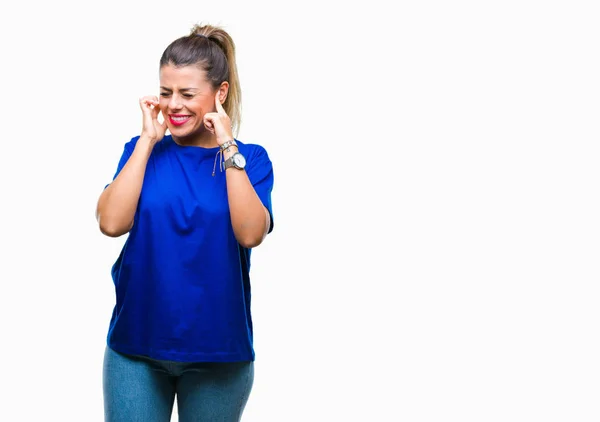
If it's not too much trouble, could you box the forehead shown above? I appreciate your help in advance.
[159,64,209,88]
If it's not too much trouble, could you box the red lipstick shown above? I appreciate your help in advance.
[169,114,191,126]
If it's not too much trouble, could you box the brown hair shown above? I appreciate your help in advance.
[159,24,242,136]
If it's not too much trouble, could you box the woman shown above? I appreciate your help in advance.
[96,23,274,421]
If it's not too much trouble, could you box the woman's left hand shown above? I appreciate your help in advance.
[203,91,233,145]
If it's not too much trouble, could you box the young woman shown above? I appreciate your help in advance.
[96,23,274,421]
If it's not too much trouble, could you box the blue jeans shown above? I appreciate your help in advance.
[103,346,254,421]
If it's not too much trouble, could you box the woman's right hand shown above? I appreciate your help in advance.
[139,95,167,144]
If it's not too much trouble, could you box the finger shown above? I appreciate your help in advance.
[140,96,159,109]
[203,119,214,130]
[140,101,157,115]
[156,110,167,130]
[151,103,161,119]
[204,112,216,124]
[140,95,158,105]
[203,115,215,132]
[215,90,225,114]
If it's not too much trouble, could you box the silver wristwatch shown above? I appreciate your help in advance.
[223,152,246,170]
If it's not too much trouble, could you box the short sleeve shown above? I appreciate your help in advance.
[104,137,139,189]
[246,145,274,234]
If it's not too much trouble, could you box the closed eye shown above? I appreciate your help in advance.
[159,93,194,98]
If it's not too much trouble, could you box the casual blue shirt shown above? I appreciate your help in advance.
[105,135,274,362]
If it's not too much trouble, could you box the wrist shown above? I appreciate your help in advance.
[139,134,158,146]
[222,149,246,171]
[220,140,239,159]
[222,147,239,161]
[137,135,157,150]
[217,132,235,145]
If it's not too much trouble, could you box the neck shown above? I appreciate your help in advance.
[172,131,219,148]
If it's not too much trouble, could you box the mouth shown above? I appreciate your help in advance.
[169,114,192,126]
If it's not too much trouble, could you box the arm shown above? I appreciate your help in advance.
[223,146,271,248]
[204,89,273,248]
[96,95,166,237]
[95,136,154,237]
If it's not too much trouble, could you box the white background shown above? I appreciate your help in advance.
[0,0,599,421]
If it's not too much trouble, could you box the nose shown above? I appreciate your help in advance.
[168,94,183,110]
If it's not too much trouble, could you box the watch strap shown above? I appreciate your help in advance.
[223,156,235,170]
[223,152,244,170]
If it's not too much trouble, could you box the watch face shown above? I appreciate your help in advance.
[233,153,246,168]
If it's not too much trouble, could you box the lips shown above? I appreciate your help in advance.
[169,114,192,126]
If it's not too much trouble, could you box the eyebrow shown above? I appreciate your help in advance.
[159,87,198,92]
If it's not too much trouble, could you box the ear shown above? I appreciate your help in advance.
[218,82,229,104]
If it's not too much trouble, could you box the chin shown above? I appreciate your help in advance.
[171,126,204,141]
[169,126,191,136]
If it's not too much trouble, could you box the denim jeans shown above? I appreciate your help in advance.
[103,346,254,421]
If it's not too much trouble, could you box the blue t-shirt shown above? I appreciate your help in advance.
[105,135,274,362]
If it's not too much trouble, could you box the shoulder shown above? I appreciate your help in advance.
[124,135,140,150]
[123,135,174,153]
[236,140,271,162]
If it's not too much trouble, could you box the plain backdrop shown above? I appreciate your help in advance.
[0,0,599,421]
